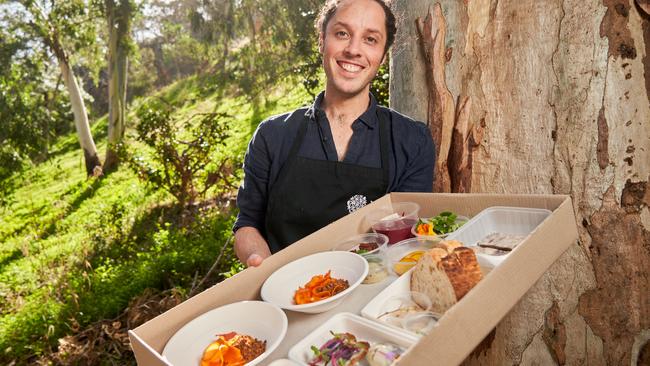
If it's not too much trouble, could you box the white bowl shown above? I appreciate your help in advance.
[261,251,369,314]
[162,301,287,366]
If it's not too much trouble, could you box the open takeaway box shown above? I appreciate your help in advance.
[128,193,578,366]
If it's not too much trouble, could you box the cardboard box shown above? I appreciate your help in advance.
[128,193,578,366]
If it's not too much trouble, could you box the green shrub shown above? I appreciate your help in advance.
[121,99,240,209]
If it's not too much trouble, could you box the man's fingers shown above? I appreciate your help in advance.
[246,253,264,267]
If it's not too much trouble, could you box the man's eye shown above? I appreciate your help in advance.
[366,37,377,44]
[336,31,348,38]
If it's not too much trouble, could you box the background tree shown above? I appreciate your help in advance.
[391,0,649,364]
[16,0,104,175]
[0,8,72,166]
[103,0,135,172]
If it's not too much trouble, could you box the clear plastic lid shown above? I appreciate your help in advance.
[334,233,389,256]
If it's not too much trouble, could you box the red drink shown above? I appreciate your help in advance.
[373,218,417,244]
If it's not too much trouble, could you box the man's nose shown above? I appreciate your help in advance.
[343,36,362,57]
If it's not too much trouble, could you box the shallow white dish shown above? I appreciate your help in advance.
[268,359,302,366]
[288,312,418,365]
[447,206,551,268]
[261,251,368,314]
[361,268,417,333]
[162,300,287,366]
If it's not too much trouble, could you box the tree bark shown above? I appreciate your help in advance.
[48,34,102,176]
[104,0,133,172]
[391,0,649,364]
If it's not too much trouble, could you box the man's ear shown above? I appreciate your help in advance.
[318,33,324,54]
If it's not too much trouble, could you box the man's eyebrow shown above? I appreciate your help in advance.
[331,21,384,37]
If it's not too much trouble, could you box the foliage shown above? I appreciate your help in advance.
[371,61,390,106]
[0,74,312,363]
[121,99,238,209]
[0,11,74,161]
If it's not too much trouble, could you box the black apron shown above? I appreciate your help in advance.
[264,108,391,253]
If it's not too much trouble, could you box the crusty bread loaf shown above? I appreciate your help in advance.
[410,241,483,314]
[410,249,458,313]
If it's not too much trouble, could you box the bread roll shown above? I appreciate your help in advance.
[410,242,483,314]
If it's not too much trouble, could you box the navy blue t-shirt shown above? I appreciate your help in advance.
[234,92,435,232]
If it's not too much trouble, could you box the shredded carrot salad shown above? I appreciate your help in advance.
[293,270,350,305]
[200,332,245,366]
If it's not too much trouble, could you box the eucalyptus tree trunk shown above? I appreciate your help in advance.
[391,0,649,364]
[103,0,133,172]
[49,36,102,176]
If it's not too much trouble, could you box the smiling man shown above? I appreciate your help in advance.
[233,0,435,267]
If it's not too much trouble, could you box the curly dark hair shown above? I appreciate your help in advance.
[315,0,397,55]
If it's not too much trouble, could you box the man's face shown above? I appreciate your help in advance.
[320,0,387,100]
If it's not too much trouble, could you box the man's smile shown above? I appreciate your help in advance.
[337,60,365,73]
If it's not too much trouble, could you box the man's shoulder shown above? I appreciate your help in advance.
[258,107,309,131]
[378,106,429,134]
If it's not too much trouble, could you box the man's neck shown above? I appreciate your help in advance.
[321,89,370,128]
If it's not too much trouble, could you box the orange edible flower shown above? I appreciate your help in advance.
[293,270,349,305]
[201,333,246,366]
[416,223,436,236]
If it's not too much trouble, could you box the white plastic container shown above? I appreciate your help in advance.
[288,312,418,365]
[447,206,552,268]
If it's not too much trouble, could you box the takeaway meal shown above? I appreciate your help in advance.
[363,255,389,284]
[366,343,407,366]
[308,332,406,366]
[308,332,369,365]
[377,291,432,329]
[392,250,425,276]
[472,232,526,255]
[410,240,484,314]
[294,271,350,305]
[351,242,379,254]
[366,202,420,244]
[372,216,418,244]
[200,332,266,366]
[413,211,465,237]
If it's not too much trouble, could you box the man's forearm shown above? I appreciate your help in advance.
[234,226,272,267]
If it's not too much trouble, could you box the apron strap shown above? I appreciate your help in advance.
[377,107,391,190]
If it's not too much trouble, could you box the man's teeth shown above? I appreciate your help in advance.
[340,62,362,72]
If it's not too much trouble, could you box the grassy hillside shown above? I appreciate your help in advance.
[0,75,312,364]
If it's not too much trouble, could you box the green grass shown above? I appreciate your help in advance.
[0,75,311,364]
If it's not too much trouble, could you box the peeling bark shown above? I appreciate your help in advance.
[642,16,650,107]
[392,0,650,364]
[601,0,638,60]
[578,185,650,364]
[597,106,610,170]
[639,340,650,365]
[416,4,478,194]
[637,0,650,14]
[416,4,455,193]
[543,301,567,365]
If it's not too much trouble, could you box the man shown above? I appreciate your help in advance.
[234,0,435,267]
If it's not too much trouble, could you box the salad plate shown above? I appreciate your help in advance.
[288,312,417,365]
